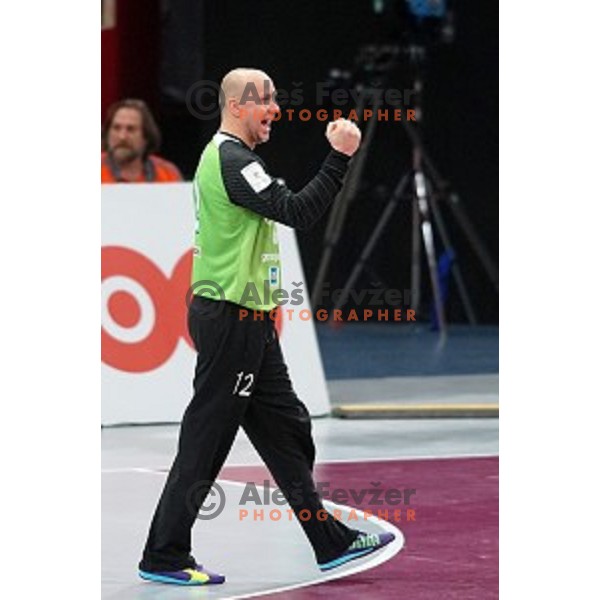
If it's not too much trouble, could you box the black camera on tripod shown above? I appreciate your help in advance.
[372,0,454,46]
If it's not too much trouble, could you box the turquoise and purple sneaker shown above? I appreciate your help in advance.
[139,564,225,585]
[318,531,396,572]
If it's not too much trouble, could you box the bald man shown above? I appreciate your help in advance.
[138,68,394,586]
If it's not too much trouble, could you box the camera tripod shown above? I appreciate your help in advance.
[311,47,498,341]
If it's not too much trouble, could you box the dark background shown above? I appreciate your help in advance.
[103,0,498,323]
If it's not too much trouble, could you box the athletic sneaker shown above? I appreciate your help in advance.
[318,531,396,572]
[139,564,225,585]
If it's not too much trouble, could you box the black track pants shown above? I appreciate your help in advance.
[140,297,358,571]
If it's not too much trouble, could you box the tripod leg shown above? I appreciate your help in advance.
[404,119,498,294]
[311,101,379,307]
[332,173,411,312]
[427,184,478,325]
[446,193,499,292]
[410,194,422,315]
[312,239,339,308]
[415,171,447,342]
[311,177,355,307]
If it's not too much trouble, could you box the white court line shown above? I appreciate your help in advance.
[226,492,404,599]
[106,473,405,599]
[102,451,498,474]
[314,452,498,465]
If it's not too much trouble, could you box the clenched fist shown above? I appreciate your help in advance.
[326,118,362,157]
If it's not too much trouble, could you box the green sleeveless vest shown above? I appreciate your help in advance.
[191,134,282,311]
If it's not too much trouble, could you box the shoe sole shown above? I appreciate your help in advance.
[139,570,225,585]
[318,533,395,572]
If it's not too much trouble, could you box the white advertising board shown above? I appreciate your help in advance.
[101,183,330,425]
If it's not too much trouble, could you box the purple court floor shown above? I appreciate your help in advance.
[222,456,498,600]
[102,417,498,599]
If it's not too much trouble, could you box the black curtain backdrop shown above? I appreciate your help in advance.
[160,0,205,105]
[159,0,498,323]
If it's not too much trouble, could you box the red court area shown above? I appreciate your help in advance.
[222,456,499,599]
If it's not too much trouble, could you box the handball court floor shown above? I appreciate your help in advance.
[103,418,498,600]
[103,325,498,599]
